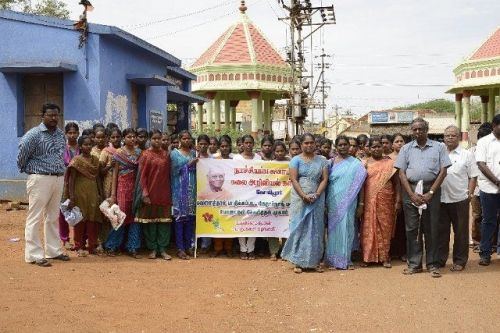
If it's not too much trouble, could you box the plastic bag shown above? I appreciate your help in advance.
[60,199,84,227]
[99,200,126,230]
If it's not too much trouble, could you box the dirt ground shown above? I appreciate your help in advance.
[0,208,499,333]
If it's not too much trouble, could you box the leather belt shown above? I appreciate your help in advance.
[28,172,65,177]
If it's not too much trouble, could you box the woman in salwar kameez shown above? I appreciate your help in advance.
[170,130,198,260]
[361,137,401,268]
[105,128,142,258]
[326,136,367,270]
[98,128,122,250]
[281,134,329,273]
[67,135,102,256]
[133,130,173,260]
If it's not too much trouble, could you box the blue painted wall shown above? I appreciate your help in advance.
[0,11,193,201]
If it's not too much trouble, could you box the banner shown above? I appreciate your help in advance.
[196,159,291,238]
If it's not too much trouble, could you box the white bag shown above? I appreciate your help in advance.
[60,199,84,227]
[99,200,126,231]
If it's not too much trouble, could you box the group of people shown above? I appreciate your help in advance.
[18,103,500,278]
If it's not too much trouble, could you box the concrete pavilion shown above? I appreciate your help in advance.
[189,1,291,137]
[447,27,500,141]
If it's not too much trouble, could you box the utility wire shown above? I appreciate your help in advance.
[145,10,235,41]
[122,0,234,30]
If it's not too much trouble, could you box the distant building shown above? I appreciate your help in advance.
[338,109,456,141]
[0,10,204,200]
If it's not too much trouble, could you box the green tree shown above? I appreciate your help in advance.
[394,98,455,113]
[0,0,69,19]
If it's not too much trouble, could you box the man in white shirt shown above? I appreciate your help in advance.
[475,114,500,266]
[437,125,478,271]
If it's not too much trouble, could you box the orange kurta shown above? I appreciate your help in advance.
[361,158,396,263]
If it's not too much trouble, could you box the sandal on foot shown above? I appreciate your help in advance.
[478,258,490,266]
[160,251,172,260]
[347,264,355,270]
[51,254,70,261]
[106,250,117,257]
[129,251,142,259]
[248,252,256,260]
[240,252,248,260]
[360,262,368,267]
[77,249,88,257]
[430,269,442,278]
[315,266,324,273]
[383,261,392,268]
[293,266,303,274]
[148,251,157,259]
[30,258,51,267]
[402,267,423,275]
[270,254,278,261]
[450,264,464,272]
[210,251,221,258]
[186,248,195,257]
[177,250,190,260]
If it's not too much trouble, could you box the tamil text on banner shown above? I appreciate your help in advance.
[196,159,291,238]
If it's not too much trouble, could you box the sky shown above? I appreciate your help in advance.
[61,0,499,119]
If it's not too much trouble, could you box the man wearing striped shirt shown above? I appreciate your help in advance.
[17,103,70,267]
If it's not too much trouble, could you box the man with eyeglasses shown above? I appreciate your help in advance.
[395,117,451,278]
[437,125,478,272]
[17,103,70,267]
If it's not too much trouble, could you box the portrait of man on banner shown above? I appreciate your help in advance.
[198,165,232,200]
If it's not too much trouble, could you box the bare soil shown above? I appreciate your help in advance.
[0,208,498,333]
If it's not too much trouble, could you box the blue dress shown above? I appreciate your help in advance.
[170,149,197,218]
[281,155,328,268]
[325,156,367,269]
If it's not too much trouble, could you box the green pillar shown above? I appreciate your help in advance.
[455,93,462,130]
[461,91,471,142]
[214,95,221,131]
[488,88,496,121]
[196,102,204,130]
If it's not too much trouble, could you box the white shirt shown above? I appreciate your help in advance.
[475,133,500,194]
[441,146,479,203]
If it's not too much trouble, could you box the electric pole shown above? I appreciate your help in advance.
[278,0,336,136]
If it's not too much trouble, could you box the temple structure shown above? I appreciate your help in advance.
[447,27,500,141]
[190,1,291,137]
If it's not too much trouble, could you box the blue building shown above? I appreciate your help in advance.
[0,10,204,201]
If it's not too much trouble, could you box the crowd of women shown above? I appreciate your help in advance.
[60,121,411,272]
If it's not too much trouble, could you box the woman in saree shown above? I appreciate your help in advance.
[133,130,173,260]
[281,133,329,273]
[326,135,367,270]
[388,133,407,262]
[170,130,198,260]
[361,137,401,268]
[105,128,142,258]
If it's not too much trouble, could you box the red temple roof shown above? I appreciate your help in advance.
[470,27,500,60]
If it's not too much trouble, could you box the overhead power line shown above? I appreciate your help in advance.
[122,0,234,30]
[145,10,235,41]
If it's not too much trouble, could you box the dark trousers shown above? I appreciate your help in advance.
[174,215,195,251]
[479,191,500,260]
[437,199,469,267]
[402,186,441,270]
[144,223,171,253]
